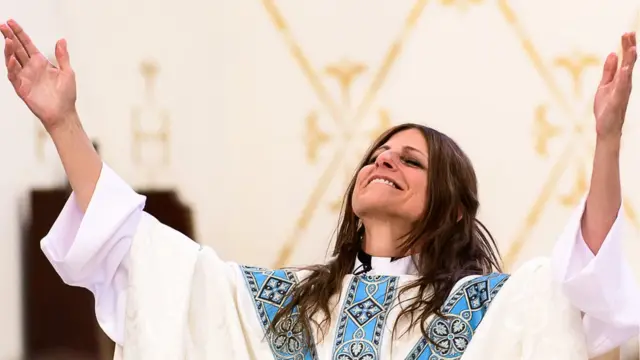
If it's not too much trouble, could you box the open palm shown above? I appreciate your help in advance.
[1,20,76,129]
[593,32,637,139]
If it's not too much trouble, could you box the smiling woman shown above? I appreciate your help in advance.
[3,18,640,360]
[269,124,503,352]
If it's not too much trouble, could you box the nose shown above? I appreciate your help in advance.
[375,150,398,170]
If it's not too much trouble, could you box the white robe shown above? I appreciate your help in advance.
[41,163,640,358]
[113,212,589,359]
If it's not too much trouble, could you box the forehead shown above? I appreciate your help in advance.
[381,128,427,153]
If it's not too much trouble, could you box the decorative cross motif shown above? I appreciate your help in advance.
[464,280,489,310]
[499,0,640,268]
[264,0,431,267]
[262,0,640,270]
[347,298,384,326]
[258,276,294,306]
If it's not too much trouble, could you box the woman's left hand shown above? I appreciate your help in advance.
[593,32,637,141]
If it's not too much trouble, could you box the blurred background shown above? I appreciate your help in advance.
[1,0,640,359]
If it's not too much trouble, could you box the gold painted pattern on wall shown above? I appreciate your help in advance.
[533,105,560,157]
[304,59,369,166]
[304,112,330,164]
[268,0,429,267]
[440,0,482,11]
[498,0,640,269]
[130,60,171,171]
[261,0,640,271]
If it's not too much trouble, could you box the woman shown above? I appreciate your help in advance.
[2,19,639,359]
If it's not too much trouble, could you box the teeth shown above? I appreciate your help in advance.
[371,178,397,189]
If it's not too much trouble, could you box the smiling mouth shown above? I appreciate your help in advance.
[368,178,400,189]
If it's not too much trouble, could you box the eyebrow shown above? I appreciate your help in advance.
[374,145,427,158]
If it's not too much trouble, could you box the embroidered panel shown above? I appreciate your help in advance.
[404,273,510,360]
[332,275,399,360]
[240,266,319,360]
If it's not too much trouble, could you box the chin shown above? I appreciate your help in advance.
[353,199,399,218]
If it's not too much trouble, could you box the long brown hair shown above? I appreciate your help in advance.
[269,123,502,348]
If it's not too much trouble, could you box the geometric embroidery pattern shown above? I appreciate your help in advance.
[404,273,510,360]
[240,266,320,360]
[347,298,384,326]
[258,275,294,306]
[332,275,399,360]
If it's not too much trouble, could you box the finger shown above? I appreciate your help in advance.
[622,32,632,52]
[7,19,40,57]
[0,23,11,39]
[615,46,636,96]
[600,52,618,86]
[4,37,13,66]
[617,33,637,78]
[55,39,71,71]
[7,54,22,84]
[621,45,637,75]
[1,23,29,66]
[3,38,27,70]
[11,35,29,67]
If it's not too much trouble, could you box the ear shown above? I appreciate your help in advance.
[457,208,463,222]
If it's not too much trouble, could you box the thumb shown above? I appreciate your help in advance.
[599,52,618,86]
[55,39,71,71]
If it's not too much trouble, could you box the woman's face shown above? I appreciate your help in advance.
[352,128,428,223]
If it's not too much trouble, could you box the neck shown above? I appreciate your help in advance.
[361,219,411,258]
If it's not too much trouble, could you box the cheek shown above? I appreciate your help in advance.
[353,167,371,191]
[351,168,368,201]
[406,174,428,215]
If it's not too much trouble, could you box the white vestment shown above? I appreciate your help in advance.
[41,163,640,359]
[112,212,589,360]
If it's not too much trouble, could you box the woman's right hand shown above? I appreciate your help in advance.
[1,19,77,132]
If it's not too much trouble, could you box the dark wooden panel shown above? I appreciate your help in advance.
[22,189,99,358]
[22,186,194,359]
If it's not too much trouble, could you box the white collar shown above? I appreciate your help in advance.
[353,251,417,276]
[352,251,485,293]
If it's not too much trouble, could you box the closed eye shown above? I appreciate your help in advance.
[366,153,380,165]
[402,157,423,168]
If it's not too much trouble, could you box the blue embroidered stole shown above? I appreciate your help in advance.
[240,266,509,360]
[240,266,319,360]
[332,275,399,359]
[404,273,510,359]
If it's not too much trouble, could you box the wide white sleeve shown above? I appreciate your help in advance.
[551,197,640,357]
[40,162,146,346]
[115,215,271,359]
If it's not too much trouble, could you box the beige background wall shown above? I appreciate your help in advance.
[1,0,639,358]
